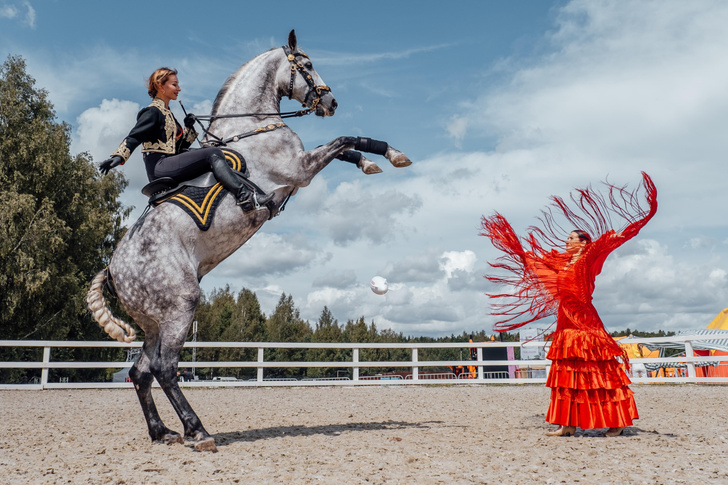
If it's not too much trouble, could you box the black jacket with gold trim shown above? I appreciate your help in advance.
[111,97,197,165]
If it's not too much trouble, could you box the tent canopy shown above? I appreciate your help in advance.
[707,307,728,330]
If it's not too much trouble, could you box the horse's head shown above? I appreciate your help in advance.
[282,30,337,117]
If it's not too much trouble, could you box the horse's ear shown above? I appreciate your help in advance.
[288,30,297,51]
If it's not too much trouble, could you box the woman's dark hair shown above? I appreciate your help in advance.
[146,67,178,98]
[573,229,592,243]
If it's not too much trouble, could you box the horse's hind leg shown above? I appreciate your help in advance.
[152,316,217,452]
[129,333,184,446]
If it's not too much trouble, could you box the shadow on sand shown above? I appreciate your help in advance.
[214,420,442,447]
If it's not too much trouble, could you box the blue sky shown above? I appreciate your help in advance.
[3,0,727,337]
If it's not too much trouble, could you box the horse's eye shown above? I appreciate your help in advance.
[305,61,313,69]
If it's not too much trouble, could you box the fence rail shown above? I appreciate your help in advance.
[1,334,727,389]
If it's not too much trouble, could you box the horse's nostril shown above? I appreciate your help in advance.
[331,99,338,111]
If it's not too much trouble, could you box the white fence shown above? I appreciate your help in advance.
[1,334,727,390]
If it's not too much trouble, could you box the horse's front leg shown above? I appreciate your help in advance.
[336,150,382,175]
[345,136,412,169]
[296,136,411,182]
[333,137,412,174]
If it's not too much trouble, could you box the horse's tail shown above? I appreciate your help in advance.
[86,269,136,343]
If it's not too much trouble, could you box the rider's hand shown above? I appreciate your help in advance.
[99,155,124,175]
[184,113,196,128]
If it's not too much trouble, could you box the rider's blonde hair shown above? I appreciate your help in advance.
[146,67,178,99]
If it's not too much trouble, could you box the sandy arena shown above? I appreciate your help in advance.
[1,385,726,484]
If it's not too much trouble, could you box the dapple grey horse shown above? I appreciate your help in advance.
[87,30,410,452]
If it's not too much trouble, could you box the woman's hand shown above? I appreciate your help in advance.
[99,155,124,175]
[184,113,196,128]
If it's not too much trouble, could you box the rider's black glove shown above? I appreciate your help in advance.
[183,113,196,128]
[99,155,124,175]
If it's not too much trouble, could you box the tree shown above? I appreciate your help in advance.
[0,56,129,382]
[189,286,268,378]
[218,288,266,378]
[307,306,348,379]
[265,293,312,378]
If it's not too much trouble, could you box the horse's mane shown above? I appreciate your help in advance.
[211,47,281,116]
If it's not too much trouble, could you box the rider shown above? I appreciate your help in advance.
[98,67,273,211]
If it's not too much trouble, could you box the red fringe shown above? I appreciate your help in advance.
[480,172,657,332]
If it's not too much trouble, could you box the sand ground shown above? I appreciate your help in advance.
[1,385,726,484]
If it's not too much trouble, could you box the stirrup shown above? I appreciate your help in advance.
[237,192,273,212]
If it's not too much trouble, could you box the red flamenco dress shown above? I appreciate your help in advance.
[480,172,657,429]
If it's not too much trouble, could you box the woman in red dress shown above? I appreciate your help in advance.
[480,172,657,437]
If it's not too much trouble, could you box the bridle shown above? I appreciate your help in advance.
[282,45,331,112]
[192,45,331,147]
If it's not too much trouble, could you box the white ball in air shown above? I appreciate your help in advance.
[370,276,388,295]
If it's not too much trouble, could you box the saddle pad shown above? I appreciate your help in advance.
[156,184,229,231]
[149,148,246,231]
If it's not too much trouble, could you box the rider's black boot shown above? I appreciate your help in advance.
[209,154,274,211]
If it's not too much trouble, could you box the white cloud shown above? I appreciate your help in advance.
[17,0,726,337]
[0,1,33,28]
[212,232,331,279]
[445,115,468,147]
[439,250,477,278]
[0,5,18,19]
[22,0,33,28]
[594,239,728,332]
[316,180,422,245]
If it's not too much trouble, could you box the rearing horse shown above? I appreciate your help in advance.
[86,30,411,452]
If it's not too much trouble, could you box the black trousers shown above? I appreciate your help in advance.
[144,147,224,183]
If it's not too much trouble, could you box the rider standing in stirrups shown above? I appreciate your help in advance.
[99,67,273,211]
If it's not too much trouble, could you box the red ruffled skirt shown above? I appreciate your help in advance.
[545,328,638,428]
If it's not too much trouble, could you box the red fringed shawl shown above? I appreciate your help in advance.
[480,172,658,333]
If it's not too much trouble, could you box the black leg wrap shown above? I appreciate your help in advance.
[336,150,363,165]
[354,137,388,156]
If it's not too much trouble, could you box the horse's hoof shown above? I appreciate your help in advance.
[157,433,184,446]
[359,156,383,175]
[194,437,218,452]
[385,147,412,168]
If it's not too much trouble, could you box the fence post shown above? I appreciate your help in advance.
[41,346,51,390]
[477,347,483,380]
[352,348,359,381]
[257,347,264,382]
[412,348,419,381]
[685,340,696,379]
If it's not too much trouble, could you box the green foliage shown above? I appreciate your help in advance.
[0,55,129,383]
[264,293,312,379]
[190,286,267,379]
[610,328,676,338]
[187,288,533,379]
[306,306,349,379]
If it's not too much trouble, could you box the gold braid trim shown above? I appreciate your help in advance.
[111,141,132,162]
[142,98,176,154]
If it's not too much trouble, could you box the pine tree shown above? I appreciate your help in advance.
[218,288,267,378]
[265,293,312,378]
[307,306,348,378]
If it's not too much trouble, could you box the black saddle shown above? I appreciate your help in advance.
[141,148,250,204]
